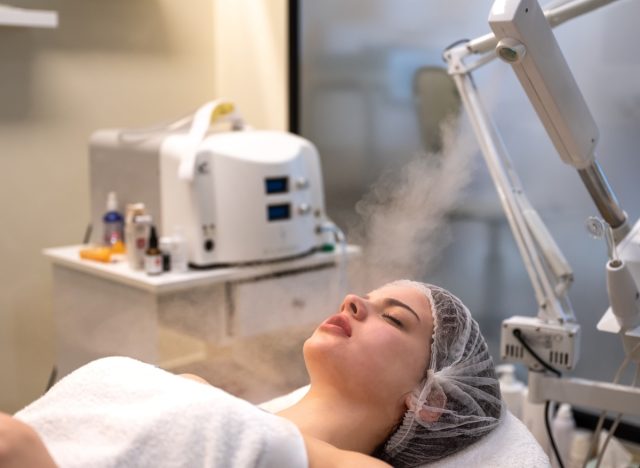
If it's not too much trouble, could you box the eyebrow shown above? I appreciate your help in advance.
[365,295,421,322]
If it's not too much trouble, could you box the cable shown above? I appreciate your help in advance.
[583,341,640,468]
[512,329,565,466]
[594,362,640,468]
[512,328,562,377]
[45,366,57,393]
[443,38,470,53]
[584,413,607,468]
[545,401,565,468]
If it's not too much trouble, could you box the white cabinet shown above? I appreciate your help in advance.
[44,245,358,377]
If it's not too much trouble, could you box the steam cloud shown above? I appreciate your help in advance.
[347,118,477,291]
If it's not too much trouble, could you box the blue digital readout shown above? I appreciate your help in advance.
[265,177,288,194]
[267,204,290,221]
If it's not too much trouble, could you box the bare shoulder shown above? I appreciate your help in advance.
[178,373,211,385]
[302,434,391,468]
[0,412,58,468]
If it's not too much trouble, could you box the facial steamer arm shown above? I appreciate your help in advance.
[443,0,640,421]
[488,0,628,239]
[465,0,621,55]
[453,1,628,239]
[446,0,630,322]
[444,5,583,327]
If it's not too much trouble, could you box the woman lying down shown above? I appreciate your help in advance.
[1,280,504,468]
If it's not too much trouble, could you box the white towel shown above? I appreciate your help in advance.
[15,357,307,468]
[429,411,551,468]
[260,385,550,468]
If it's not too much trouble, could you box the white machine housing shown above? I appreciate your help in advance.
[489,0,599,169]
[89,129,330,267]
[501,315,581,371]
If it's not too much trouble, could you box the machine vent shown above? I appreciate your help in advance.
[506,344,524,359]
[549,351,569,366]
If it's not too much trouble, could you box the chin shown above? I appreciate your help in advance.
[303,329,349,357]
[303,333,336,360]
[302,334,354,384]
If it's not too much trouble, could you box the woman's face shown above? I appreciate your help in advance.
[304,283,434,413]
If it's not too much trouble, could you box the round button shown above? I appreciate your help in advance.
[204,239,215,251]
[298,203,311,215]
[295,177,309,190]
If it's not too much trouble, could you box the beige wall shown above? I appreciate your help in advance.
[213,0,288,131]
[0,0,287,413]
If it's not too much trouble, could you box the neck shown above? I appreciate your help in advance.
[277,385,398,454]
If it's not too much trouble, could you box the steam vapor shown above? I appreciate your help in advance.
[348,119,477,290]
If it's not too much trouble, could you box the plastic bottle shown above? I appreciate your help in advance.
[144,226,163,275]
[567,429,591,468]
[496,364,525,420]
[103,192,124,247]
[551,403,575,468]
[125,204,151,270]
[171,226,189,273]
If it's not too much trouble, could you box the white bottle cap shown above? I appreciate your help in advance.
[556,403,573,421]
[107,191,118,211]
[159,236,175,251]
[496,364,523,386]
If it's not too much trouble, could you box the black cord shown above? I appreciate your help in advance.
[512,329,565,467]
[45,366,57,393]
[513,328,562,377]
[443,38,470,52]
[545,401,565,468]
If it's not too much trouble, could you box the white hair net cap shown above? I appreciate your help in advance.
[379,280,504,467]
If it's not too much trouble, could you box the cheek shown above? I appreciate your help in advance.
[354,330,428,388]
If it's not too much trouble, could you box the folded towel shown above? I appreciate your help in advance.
[15,357,307,468]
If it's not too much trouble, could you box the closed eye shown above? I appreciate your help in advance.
[382,313,404,328]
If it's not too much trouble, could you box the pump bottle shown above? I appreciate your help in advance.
[103,192,124,248]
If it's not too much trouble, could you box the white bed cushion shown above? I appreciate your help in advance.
[259,385,551,467]
[429,410,550,467]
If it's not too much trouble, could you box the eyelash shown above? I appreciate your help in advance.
[382,313,404,328]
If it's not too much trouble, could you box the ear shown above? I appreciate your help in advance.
[405,388,447,423]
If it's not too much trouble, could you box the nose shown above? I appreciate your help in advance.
[341,294,368,321]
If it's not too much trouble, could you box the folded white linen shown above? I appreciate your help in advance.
[15,357,307,468]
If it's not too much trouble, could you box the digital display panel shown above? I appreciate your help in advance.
[265,177,289,194]
[267,203,291,221]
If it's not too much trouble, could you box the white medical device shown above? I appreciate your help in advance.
[444,0,640,434]
[89,102,336,267]
[489,0,599,170]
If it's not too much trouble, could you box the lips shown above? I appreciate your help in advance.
[322,314,352,337]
